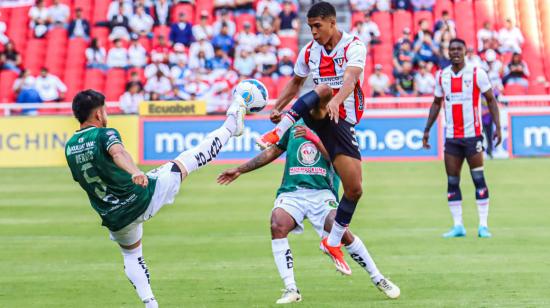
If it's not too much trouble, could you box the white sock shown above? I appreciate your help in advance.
[327,221,347,247]
[345,237,384,284]
[120,245,155,304]
[175,124,232,175]
[272,238,297,290]
[448,201,463,226]
[144,298,158,308]
[275,114,295,138]
[477,198,489,227]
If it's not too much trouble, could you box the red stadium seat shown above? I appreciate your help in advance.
[194,1,214,24]
[138,37,152,52]
[84,69,106,93]
[503,84,527,95]
[527,84,548,95]
[279,36,298,55]
[259,76,277,98]
[371,12,392,44]
[92,0,110,23]
[474,0,496,30]
[104,69,127,101]
[276,76,292,97]
[434,0,454,21]
[351,12,365,27]
[392,10,412,44]
[171,3,194,24]
[454,1,476,47]
[235,14,257,34]
[413,11,433,34]
[0,70,18,103]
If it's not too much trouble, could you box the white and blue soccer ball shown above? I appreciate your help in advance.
[233,79,269,114]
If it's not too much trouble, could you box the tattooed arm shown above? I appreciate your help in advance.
[216,146,285,185]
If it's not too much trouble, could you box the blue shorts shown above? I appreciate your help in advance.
[444,136,484,158]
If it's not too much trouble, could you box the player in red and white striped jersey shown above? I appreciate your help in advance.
[423,38,502,238]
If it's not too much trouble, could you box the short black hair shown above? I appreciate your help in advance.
[307,2,336,19]
[72,89,105,124]
[449,38,466,47]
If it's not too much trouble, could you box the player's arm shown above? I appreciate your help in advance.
[108,144,148,188]
[483,89,502,146]
[423,70,443,149]
[217,146,285,185]
[293,125,331,161]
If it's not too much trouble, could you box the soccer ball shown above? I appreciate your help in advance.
[233,79,269,114]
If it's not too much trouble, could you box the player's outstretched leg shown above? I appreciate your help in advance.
[271,208,301,304]
[470,166,491,238]
[119,240,158,308]
[174,98,246,177]
[443,154,466,238]
[257,84,332,149]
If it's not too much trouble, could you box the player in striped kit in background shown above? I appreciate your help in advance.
[422,38,502,238]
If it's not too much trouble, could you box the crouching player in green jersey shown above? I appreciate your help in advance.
[217,121,400,304]
[65,89,246,307]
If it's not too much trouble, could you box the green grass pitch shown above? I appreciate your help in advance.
[1,159,549,307]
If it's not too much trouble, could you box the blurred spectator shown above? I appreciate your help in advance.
[362,13,380,44]
[256,0,281,17]
[438,45,451,68]
[68,8,91,39]
[169,43,188,66]
[189,33,215,62]
[235,0,255,15]
[128,38,147,67]
[235,22,257,54]
[193,11,214,40]
[171,58,192,93]
[119,83,144,114]
[277,48,294,77]
[13,69,42,115]
[145,70,172,100]
[350,0,376,13]
[125,71,144,91]
[214,0,236,14]
[481,49,504,96]
[413,19,431,43]
[414,64,435,95]
[413,31,437,69]
[477,21,497,52]
[411,0,434,12]
[257,6,277,33]
[394,27,412,51]
[277,1,299,36]
[29,0,49,38]
[0,41,22,73]
[394,61,415,96]
[85,38,108,70]
[107,0,133,20]
[213,10,236,36]
[256,26,280,52]
[152,35,172,62]
[189,50,210,72]
[392,0,411,11]
[255,44,278,77]
[434,24,454,49]
[465,47,482,67]
[109,5,131,41]
[48,0,70,27]
[498,18,524,54]
[206,48,231,71]
[35,67,67,102]
[376,0,391,11]
[145,53,170,78]
[503,52,529,87]
[170,13,194,47]
[212,24,235,55]
[351,21,369,46]
[393,40,414,76]
[368,64,390,97]
[130,5,154,38]
[434,10,455,34]
[234,49,256,77]
[0,11,8,46]
[107,39,129,68]
[153,0,171,26]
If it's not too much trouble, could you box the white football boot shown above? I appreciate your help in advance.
[276,288,302,304]
[376,278,400,299]
[226,96,247,137]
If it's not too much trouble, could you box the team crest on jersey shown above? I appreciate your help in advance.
[464,79,473,88]
[297,142,320,166]
[334,57,344,67]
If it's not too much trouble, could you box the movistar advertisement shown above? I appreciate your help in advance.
[509,113,550,157]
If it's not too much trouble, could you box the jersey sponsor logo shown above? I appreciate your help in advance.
[195,137,223,167]
[66,141,96,155]
[289,166,327,176]
[312,76,344,87]
[297,142,320,166]
[285,249,294,269]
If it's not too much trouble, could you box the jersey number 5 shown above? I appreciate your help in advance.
[81,162,108,199]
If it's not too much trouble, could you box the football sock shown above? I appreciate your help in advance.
[144,298,158,308]
[447,176,463,226]
[328,197,357,246]
[175,124,232,175]
[272,238,297,290]
[345,237,383,284]
[274,90,320,138]
[327,221,347,247]
[120,244,155,304]
[471,168,489,227]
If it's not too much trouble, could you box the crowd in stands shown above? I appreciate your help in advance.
[0,0,300,113]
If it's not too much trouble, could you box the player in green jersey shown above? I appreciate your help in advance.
[217,121,400,304]
[66,89,246,307]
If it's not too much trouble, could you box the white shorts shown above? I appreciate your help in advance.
[273,189,338,237]
[109,162,181,246]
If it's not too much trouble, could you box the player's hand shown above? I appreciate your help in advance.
[422,131,431,149]
[494,127,502,147]
[270,109,282,123]
[217,168,241,185]
[327,98,341,123]
[294,125,320,144]
[131,172,148,188]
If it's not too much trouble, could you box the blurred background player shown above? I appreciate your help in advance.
[65,89,246,307]
[422,38,502,238]
[256,1,367,275]
[218,122,399,304]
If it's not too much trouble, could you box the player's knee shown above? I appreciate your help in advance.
[447,176,462,201]
[344,185,363,201]
[314,84,333,101]
[271,221,290,238]
[471,168,489,199]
